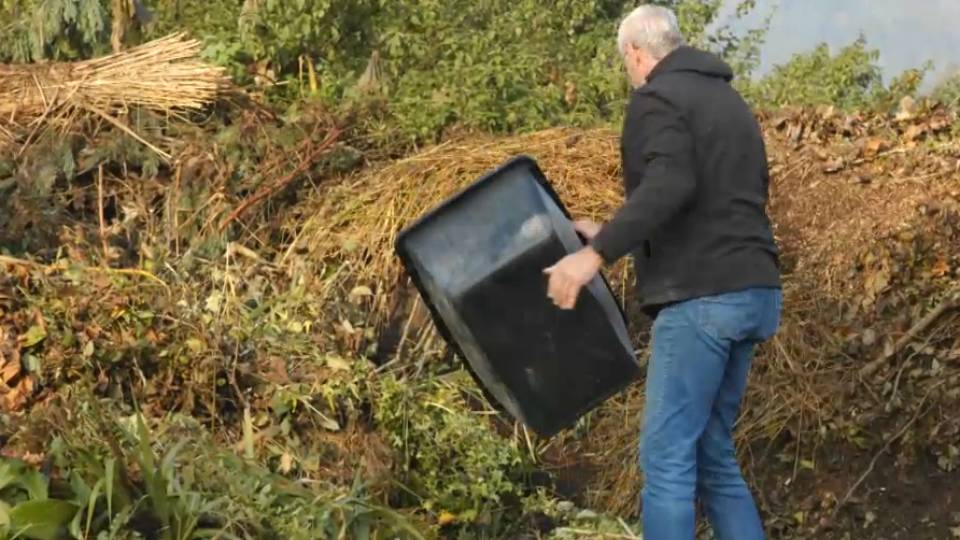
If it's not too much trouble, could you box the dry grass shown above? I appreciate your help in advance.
[280,127,634,354]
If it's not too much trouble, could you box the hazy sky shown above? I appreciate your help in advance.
[716,0,960,90]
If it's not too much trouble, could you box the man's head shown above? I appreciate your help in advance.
[617,5,685,88]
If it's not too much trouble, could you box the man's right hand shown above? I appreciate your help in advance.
[573,219,602,241]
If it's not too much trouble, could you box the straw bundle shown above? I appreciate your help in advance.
[0,33,228,152]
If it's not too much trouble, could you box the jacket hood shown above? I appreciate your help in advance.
[648,46,734,82]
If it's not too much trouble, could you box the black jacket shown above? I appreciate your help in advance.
[590,46,780,314]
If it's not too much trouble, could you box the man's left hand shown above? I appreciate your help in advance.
[544,247,604,310]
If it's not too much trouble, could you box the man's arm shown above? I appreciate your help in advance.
[589,92,697,264]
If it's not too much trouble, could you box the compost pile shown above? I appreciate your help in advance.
[280,101,960,535]
[1,42,959,536]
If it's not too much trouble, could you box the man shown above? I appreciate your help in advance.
[544,5,782,540]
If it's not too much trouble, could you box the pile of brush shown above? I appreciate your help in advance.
[0,33,228,157]
[283,104,960,517]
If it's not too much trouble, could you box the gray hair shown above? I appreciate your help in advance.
[617,5,685,59]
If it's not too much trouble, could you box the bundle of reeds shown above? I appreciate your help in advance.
[0,33,228,154]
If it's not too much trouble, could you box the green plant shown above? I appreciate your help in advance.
[0,458,78,540]
[740,36,927,111]
[931,73,960,107]
[3,0,767,146]
[373,371,527,525]
[3,397,428,540]
[0,0,110,62]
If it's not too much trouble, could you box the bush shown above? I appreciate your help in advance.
[740,37,926,111]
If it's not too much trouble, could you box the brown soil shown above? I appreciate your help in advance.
[754,435,960,539]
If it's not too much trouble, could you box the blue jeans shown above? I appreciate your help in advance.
[640,287,782,540]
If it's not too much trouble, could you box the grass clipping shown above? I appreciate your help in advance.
[0,33,228,153]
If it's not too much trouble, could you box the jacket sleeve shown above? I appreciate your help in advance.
[589,92,697,264]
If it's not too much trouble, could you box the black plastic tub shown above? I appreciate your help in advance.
[394,155,639,437]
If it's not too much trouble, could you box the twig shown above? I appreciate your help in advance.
[218,126,342,231]
[392,295,421,362]
[97,165,110,266]
[860,293,958,378]
[830,382,941,521]
[886,323,946,407]
[15,85,59,157]
[849,146,910,166]
[86,104,172,160]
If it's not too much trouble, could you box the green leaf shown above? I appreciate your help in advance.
[21,325,47,348]
[0,459,47,501]
[23,354,41,375]
[134,414,171,527]
[59,146,75,181]
[9,499,77,540]
[83,479,105,537]
[0,500,10,528]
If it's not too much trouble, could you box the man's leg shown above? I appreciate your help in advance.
[640,301,732,540]
[697,340,765,540]
[697,287,781,540]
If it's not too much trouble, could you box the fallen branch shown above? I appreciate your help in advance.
[219,126,342,232]
[859,292,959,378]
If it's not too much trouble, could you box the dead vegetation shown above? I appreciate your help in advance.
[1,78,959,536]
[277,101,960,530]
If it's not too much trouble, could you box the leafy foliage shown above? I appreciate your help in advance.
[374,372,528,525]
[0,0,110,61]
[931,73,960,107]
[2,400,426,540]
[740,37,927,111]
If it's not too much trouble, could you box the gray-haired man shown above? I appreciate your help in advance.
[545,5,781,539]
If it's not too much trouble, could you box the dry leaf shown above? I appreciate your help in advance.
[903,124,925,142]
[823,157,844,174]
[2,375,35,411]
[862,138,887,158]
[349,285,373,300]
[930,258,950,277]
[0,355,20,385]
[264,357,290,384]
[280,451,294,473]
